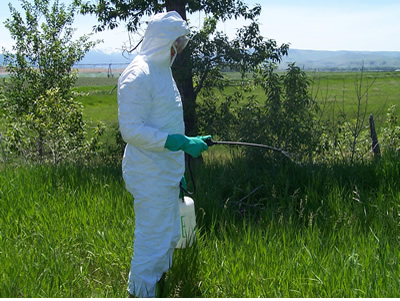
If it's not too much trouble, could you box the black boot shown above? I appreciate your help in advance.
[156,272,167,298]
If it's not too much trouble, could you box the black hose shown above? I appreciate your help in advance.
[180,137,295,198]
[180,155,195,197]
[205,139,284,153]
[204,138,294,160]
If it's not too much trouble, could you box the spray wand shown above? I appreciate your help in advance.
[204,138,293,161]
[181,137,297,197]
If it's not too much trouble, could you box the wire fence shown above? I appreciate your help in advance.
[72,63,130,77]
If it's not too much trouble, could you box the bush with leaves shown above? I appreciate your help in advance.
[197,63,320,163]
[1,0,99,162]
[381,105,400,153]
[311,68,385,164]
[2,88,86,163]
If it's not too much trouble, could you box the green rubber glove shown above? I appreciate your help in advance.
[165,134,211,158]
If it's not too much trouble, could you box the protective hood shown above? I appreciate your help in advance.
[139,11,189,67]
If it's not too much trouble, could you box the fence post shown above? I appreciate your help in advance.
[107,63,114,78]
[369,114,381,157]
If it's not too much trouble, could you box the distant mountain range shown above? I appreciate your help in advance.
[74,49,134,67]
[0,50,134,71]
[2,49,400,71]
[279,49,400,71]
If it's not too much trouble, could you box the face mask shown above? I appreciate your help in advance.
[170,35,190,67]
[174,36,190,52]
[170,44,178,67]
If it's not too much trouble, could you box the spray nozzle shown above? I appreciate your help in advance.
[204,137,215,146]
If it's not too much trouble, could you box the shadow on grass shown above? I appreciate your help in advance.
[164,242,203,298]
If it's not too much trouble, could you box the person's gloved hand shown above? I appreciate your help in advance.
[165,134,211,158]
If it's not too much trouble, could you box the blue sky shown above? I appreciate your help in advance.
[1,0,399,53]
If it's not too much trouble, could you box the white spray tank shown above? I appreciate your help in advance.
[176,196,197,248]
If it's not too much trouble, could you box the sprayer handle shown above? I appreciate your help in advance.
[204,137,215,146]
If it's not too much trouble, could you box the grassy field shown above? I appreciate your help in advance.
[309,71,400,126]
[74,77,118,125]
[1,151,400,297]
[1,71,400,297]
[2,71,399,137]
[73,77,119,143]
[73,71,400,135]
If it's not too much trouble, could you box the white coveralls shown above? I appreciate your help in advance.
[117,11,190,298]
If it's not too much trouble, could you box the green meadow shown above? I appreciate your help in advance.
[74,71,400,133]
[1,71,400,297]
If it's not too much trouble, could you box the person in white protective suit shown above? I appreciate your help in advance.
[117,11,211,298]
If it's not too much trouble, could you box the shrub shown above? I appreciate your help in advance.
[1,88,85,163]
[381,104,400,153]
[197,63,320,163]
[1,0,99,163]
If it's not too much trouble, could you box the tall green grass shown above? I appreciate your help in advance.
[1,149,400,297]
[2,71,400,297]
[0,164,134,297]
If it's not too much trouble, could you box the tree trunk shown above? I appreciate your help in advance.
[166,0,197,135]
